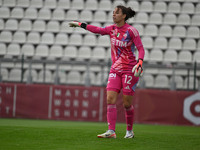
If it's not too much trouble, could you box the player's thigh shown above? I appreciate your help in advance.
[106,70,122,104]
[106,70,122,94]
[107,91,119,104]
[122,73,139,96]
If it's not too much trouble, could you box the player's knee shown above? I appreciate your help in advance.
[123,100,131,109]
[123,103,131,109]
[123,95,132,108]
[107,94,116,104]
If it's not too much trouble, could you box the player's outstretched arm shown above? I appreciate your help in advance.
[68,21,87,29]
[132,59,143,77]
[69,21,110,35]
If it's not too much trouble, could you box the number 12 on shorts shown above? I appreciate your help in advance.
[124,75,132,84]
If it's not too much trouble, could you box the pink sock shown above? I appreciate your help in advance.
[107,104,117,131]
[125,105,134,131]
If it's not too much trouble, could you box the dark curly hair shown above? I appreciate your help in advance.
[116,5,136,21]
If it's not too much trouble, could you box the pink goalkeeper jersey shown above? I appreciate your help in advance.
[87,23,145,72]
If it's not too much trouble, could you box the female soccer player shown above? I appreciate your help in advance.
[69,5,145,138]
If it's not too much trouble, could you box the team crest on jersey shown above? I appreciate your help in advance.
[123,33,127,39]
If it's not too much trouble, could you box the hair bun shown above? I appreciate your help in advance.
[127,7,135,18]
[116,5,136,21]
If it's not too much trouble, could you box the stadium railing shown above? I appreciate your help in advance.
[0,56,199,91]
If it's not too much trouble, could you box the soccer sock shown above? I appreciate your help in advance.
[125,105,134,131]
[107,104,117,131]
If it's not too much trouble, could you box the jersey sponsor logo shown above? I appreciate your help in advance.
[111,38,127,47]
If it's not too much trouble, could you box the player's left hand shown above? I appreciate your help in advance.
[69,21,82,28]
[132,59,143,77]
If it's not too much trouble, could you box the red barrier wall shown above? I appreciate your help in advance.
[0,83,199,126]
[133,90,200,126]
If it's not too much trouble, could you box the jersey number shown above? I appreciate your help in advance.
[124,75,132,84]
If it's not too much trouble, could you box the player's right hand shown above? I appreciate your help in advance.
[69,21,82,28]
[132,59,144,77]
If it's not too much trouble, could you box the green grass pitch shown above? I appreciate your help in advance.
[0,118,200,150]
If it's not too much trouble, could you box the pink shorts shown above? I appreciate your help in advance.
[106,69,139,96]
